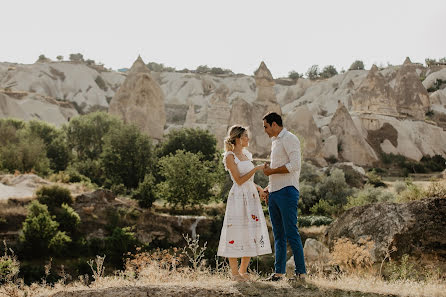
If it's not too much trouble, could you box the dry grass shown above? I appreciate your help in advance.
[310,275,446,297]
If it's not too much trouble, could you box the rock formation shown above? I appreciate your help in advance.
[329,102,378,165]
[325,198,446,260]
[109,56,166,140]
[393,57,430,119]
[352,64,398,116]
[228,62,281,156]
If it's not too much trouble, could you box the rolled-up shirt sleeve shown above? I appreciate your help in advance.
[283,135,301,173]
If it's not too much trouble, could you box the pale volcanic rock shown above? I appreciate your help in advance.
[328,102,378,165]
[109,56,166,140]
[393,57,430,119]
[352,64,398,116]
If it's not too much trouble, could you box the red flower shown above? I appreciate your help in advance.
[229,240,234,244]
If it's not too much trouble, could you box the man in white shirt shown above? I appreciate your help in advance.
[262,112,306,281]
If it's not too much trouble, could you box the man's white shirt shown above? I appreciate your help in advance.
[268,128,301,193]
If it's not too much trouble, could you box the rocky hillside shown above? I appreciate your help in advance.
[1,57,446,166]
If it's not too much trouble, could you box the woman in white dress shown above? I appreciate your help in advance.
[217,125,272,281]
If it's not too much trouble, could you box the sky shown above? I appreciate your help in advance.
[1,0,445,77]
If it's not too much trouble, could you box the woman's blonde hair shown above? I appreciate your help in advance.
[224,125,247,152]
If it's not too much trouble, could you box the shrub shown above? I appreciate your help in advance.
[424,180,446,199]
[20,201,70,257]
[299,181,319,215]
[300,161,322,184]
[157,150,216,209]
[0,244,20,284]
[349,60,365,70]
[100,124,154,189]
[48,231,72,255]
[132,174,157,208]
[393,180,407,194]
[69,53,84,63]
[366,170,386,187]
[288,71,302,80]
[95,75,108,91]
[316,168,353,207]
[157,128,217,161]
[310,199,337,216]
[397,183,423,202]
[106,227,139,267]
[345,185,395,209]
[36,185,73,211]
[196,65,210,73]
[320,65,338,79]
[331,237,374,272]
[306,65,319,80]
[54,203,80,235]
[298,215,333,227]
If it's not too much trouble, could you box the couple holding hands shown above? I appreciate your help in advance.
[217,112,306,282]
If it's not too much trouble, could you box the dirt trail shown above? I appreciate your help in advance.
[49,282,395,297]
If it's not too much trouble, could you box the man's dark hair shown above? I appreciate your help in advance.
[263,112,283,127]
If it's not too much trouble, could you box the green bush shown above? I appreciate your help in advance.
[320,65,338,79]
[54,203,80,235]
[157,128,217,161]
[157,150,216,209]
[65,112,122,161]
[310,200,338,216]
[345,185,395,209]
[299,181,319,215]
[306,65,319,80]
[393,180,407,194]
[366,170,386,187]
[106,227,139,267]
[0,129,51,175]
[397,183,424,202]
[20,201,70,257]
[349,60,365,70]
[298,215,333,227]
[132,174,157,208]
[316,168,353,208]
[288,71,302,80]
[36,185,73,211]
[100,124,154,189]
[48,231,72,255]
[0,244,20,284]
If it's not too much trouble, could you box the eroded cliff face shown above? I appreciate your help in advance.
[1,58,446,165]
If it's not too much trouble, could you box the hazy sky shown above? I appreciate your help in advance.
[2,0,445,77]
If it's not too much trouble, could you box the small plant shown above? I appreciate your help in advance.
[331,237,374,273]
[87,255,106,282]
[388,254,418,281]
[0,241,20,284]
[182,234,207,270]
[393,180,407,194]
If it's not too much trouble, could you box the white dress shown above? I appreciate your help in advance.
[217,149,272,257]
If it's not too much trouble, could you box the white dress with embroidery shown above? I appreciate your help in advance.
[217,149,272,257]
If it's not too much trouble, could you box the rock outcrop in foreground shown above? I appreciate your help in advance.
[325,198,446,260]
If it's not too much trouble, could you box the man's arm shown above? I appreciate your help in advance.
[263,135,300,176]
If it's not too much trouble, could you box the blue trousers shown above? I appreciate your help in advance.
[268,186,306,274]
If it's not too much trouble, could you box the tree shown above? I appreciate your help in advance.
[157,128,217,161]
[196,65,210,73]
[56,55,63,61]
[320,65,338,79]
[288,71,302,80]
[132,173,156,208]
[20,201,71,257]
[147,62,164,72]
[69,53,84,63]
[100,124,154,189]
[349,60,365,70]
[156,150,216,209]
[36,54,50,63]
[306,65,320,80]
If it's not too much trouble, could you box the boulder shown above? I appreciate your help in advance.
[321,135,338,159]
[109,56,166,140]
[325,198,446,261]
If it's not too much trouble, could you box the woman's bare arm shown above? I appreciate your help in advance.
[226,154,264,186]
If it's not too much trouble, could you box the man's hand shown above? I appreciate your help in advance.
[263,163,274,176]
